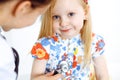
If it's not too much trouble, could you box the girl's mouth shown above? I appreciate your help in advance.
[61,28,71,32]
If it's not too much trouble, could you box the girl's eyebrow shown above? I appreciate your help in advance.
[52,11,60,15]
[52,12,58,15]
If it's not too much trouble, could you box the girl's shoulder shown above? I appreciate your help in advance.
[36,35,58,44]
[38,35,58,41]
[91,33,105,57]
[92,33,105,43]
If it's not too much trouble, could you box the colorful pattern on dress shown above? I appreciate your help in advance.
[31,33,105,80]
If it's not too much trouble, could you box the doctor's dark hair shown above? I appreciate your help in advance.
[0,0,51,8]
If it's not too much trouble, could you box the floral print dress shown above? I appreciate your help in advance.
[31,33,105,80]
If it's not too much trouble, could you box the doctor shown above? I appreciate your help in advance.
[0,0,51,80]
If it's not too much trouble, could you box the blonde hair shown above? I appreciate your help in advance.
[38,0,92,67]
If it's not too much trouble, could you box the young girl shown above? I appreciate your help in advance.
[31,0,109,80]
[0,0,51,80]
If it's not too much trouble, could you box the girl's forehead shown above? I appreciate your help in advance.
[54,0,80,5]
[53,0,81,9]
[52,0,83,12]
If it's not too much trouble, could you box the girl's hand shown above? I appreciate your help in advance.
[31,60,63,80]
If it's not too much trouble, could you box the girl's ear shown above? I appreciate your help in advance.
[14,1,32,16]
[84,5,90,20]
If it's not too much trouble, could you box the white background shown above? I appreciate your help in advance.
[90,0,120,79]
[4,0,120,80]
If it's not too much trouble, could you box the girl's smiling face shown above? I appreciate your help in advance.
[52,0,86,39]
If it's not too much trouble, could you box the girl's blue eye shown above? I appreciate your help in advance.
[53,15,60,20]
[68,12,75,17]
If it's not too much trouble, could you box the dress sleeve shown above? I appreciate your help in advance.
[31,38,49,60]
[91,34,105,58]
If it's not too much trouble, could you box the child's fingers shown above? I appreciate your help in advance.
[45,71,63,80]
[46,71,54,76]
[47,74,63,80]
[53,74,63,79]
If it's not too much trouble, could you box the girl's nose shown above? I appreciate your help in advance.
[60,17,69,27]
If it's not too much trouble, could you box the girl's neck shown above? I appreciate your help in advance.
[58,34,81,40]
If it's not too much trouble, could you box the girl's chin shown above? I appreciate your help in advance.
[61,35,74,39]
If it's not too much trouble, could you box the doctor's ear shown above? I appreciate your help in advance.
[13,1,32,16]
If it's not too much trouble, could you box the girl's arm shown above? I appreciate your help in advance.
[93,55,109,80]
[31,59,63,80]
